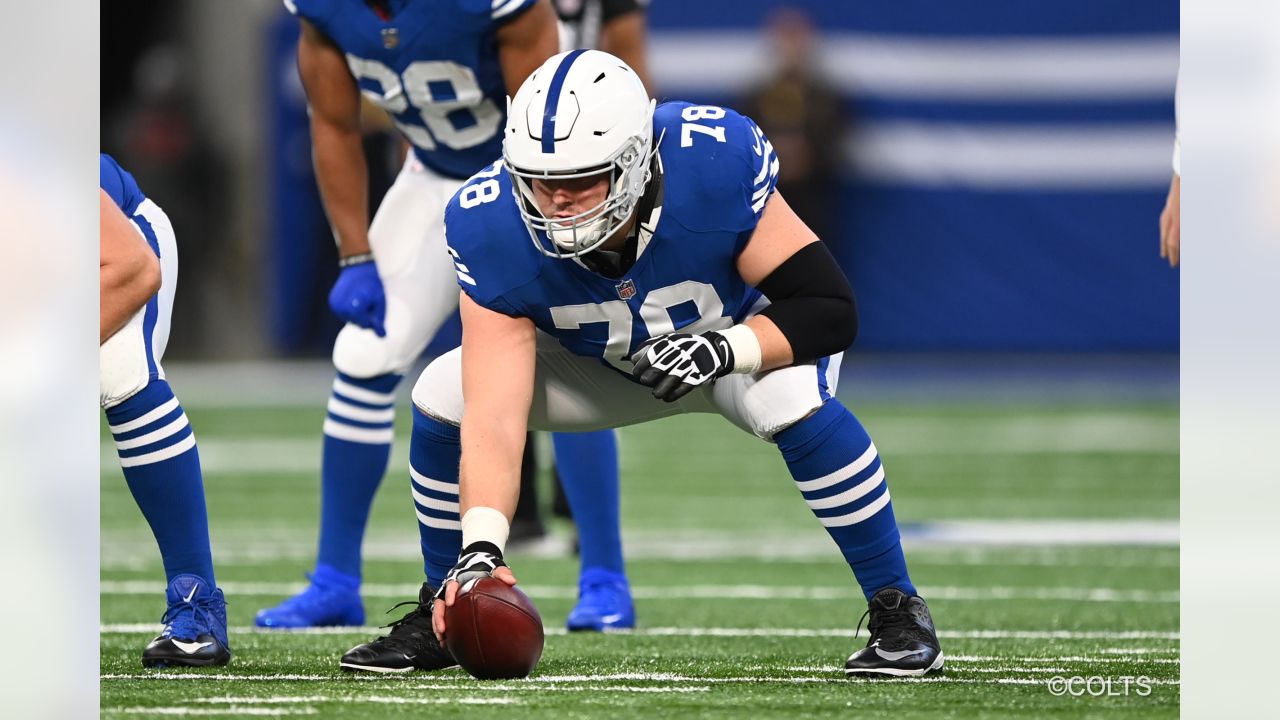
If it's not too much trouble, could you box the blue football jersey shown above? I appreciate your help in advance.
[444,101,781,376]
[100,153,146,215]
[286,0,538,179]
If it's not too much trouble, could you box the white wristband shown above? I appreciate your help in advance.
[461,506,511,554]
[718,324,763,375]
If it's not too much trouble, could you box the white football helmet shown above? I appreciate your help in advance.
[504,49,656,258]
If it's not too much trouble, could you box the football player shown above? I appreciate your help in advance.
[256,0,630,631]
[101,153,231,668]
[343,50,945,677]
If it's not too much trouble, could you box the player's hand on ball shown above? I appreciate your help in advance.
[630,331,734,402]
[432,543,518,642]
[328,259,387,337]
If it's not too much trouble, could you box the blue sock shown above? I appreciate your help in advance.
[774,400,916,601]
[409,408,463,589]
[106,379,215,586]
[552,430,624,575]
[317,371,401,581]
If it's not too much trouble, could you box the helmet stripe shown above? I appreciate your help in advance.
[541,49,588,154]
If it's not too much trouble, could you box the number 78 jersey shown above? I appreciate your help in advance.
[286,0,539,179]
[444,102,782,376]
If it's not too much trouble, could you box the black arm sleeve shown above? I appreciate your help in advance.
[754,241,859,363]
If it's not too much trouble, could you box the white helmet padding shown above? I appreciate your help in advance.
[504,49,656,258]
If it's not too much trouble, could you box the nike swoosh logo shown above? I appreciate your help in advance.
[172,639,212,654]
[874,647,924,661]
[182,584,199,603]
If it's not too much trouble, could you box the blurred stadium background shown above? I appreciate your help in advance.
[101,1,1179,715]
[102,0,1178,360]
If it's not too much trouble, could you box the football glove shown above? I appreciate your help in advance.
[329,259,387,337]
[630,331,734,402]
[434,543,507,600]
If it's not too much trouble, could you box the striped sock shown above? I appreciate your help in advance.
[409,408,463,589]
[317,371,401,580]
[774,400,916,601]
[106,379,215,585]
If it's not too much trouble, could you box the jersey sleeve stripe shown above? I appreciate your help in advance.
[282,0,298,15]
[491,0,532,20]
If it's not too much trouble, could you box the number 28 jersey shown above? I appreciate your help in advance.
[286,0,538,179]
[444,102,782,376]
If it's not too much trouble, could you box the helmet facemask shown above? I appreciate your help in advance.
[507,129,653,259]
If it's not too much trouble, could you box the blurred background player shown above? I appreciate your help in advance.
[737,7,844,243]
[101,153,230,668]
[254,0,629,631]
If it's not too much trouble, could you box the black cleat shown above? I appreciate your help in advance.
[142,574,232,669]
[339,583,457,673]
[844,587,944,677]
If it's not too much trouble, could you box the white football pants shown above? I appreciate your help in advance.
[332,155,467,378]
[413,329,843,442]
[100,199,178,409]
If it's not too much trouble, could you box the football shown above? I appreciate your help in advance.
[444,577,545,679]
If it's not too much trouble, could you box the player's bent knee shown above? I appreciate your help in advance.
[100,313,154,409]
[754,400,824,442]
[332,324,405,379]
[763,402,826,441]
[411,348,465,425]
[738,365,828,441]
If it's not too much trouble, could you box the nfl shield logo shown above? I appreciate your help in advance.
[616,279,636,300]
[381,28,400,48]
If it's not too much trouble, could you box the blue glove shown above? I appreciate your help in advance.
[328,259,387,337]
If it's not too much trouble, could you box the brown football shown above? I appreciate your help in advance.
[444,577,545,679]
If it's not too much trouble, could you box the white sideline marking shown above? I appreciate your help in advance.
[100,625,1180,641]
[778,665,1083,674]
[98,580,1177,603]
[194,696,518,706]
[947,654,1179,664]
[101,522,1179,570]
[103,672,1181,688]
[102,538,1181,569]
[779,654,1179,672]
[104,674,331,681]
[110,709,316,717]
[876,677,1181,686]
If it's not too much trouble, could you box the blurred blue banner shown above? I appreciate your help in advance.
[648,0,1179,351]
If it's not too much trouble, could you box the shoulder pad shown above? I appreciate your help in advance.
[443,167,540,313]
[654,101,780,235]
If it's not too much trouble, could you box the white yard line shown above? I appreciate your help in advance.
[194,696,518,705]
[100,624,1180,641]
[98,580,1177,603]
[101,522,1179,571]
[109,709,316,717]
[102,672,1181,688]
[776,654,1179,672]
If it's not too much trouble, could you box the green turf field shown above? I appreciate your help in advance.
[101,372,1179,718]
